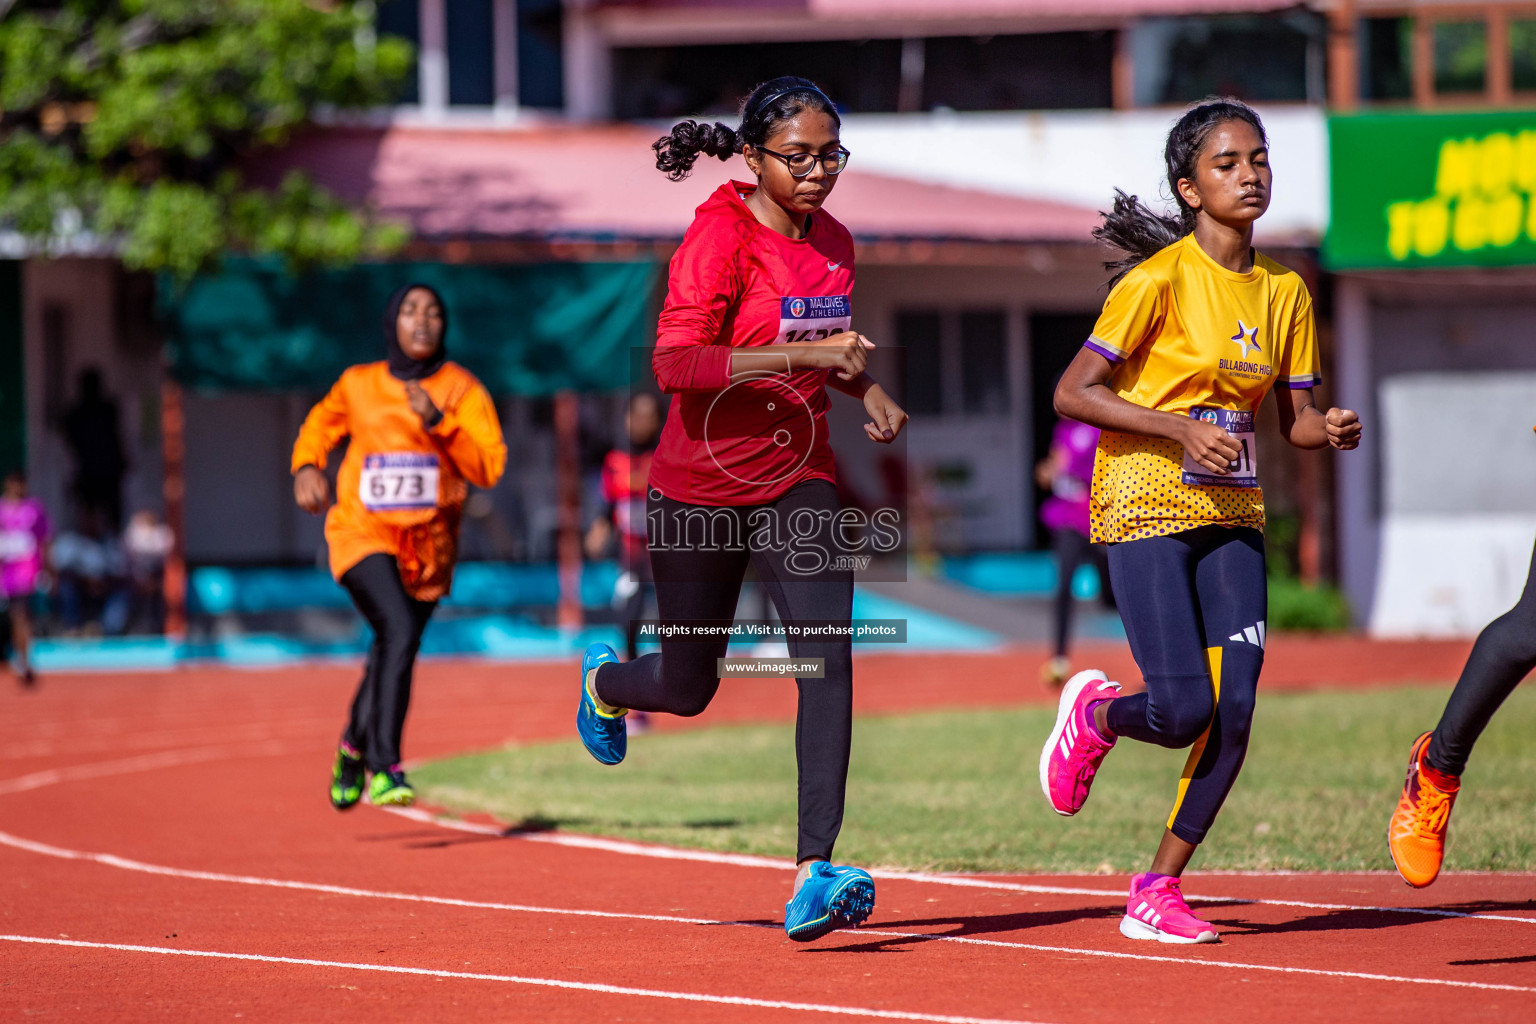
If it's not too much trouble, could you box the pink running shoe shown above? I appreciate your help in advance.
[1120,874,1219,944]
[1039,669,1121,815]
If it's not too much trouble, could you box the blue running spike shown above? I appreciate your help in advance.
[577,642,627,765]
[784,863,876,942]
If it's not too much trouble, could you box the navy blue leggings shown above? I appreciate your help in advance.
[1104,525,1267,845]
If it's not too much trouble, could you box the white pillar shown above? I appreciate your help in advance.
[419,0,448,118]
[563,0,612,122]
[1334,276,1378,629]
[493,0,519,116]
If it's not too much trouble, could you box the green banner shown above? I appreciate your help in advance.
[1325,110,1536,270]
[163,259,659,395]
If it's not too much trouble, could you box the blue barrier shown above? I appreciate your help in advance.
[189,561,625,616]
[941,552,1102,600]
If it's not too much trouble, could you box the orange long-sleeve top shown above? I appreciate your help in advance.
[291,361,507,601]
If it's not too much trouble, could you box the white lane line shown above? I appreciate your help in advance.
[0,742,298,796]
[0,829,722,927]
[4,749,1532,930]
[6,745,1533,931]
[383,807,1536,927]
[0,935,1049,1024]
[5,829,1533,994]
[1,719,336,761]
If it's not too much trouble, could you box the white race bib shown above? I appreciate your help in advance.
[777,295,852,345]
[360,453,440,511]
[0,530,36,561]
[1181,407,1258,488]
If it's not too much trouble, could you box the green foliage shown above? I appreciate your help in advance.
[1264,513,1351,631]
[1268,574,1352,632]
[416,686,1536,873]
[0,1,413,277]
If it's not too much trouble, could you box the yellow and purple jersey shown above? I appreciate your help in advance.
[1083,234,1321,544]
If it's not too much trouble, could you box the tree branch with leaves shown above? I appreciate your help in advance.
[0,0,414,277]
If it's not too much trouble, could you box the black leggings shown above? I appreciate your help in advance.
[1104,525,1267,846]
[1051,527,1112,658]
[594,479,854,863]
[1428,540,1536,777]
[340,553,437,772]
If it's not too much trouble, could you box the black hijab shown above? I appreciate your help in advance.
[383,282,449,381]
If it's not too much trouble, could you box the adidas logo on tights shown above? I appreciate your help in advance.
[1228,620,1266,649]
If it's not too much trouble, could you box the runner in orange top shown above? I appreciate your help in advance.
[291,283,506,810]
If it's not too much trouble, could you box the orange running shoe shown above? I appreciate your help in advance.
[1388,731,1460,888]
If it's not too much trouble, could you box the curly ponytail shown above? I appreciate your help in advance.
[1096,97,1268,287]
[653,120,741,182]
[652,75,840,181]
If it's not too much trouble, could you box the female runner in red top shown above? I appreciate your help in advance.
[575,76,907,942]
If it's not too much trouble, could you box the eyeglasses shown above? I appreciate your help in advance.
[754,146,851,178]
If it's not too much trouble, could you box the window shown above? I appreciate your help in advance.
[921,34,1113,111]
[1133,14,1325,105]
[376,0,420,104]
[894,309,1013,417]
[1513,20,1536,92]
[374,0,562,110]
[448,0,495,106]
[960,312,1009,415]
[1360,17,1412,101]
[895,312,943,417]
[1434,20,1487,95]
[518,0,565,109]
[612,32,1115,118]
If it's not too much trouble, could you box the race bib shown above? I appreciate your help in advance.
[360,453,440,511]
[1181,407,1258,488]
[777,295,852,345]
[0,529,36,561]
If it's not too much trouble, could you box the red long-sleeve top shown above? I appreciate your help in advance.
[650,181,856,507]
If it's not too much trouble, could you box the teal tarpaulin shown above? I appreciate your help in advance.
[162,259,658,396]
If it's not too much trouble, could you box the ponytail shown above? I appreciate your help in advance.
[1094,190,1186,288]
[653,120,740,182]
[651,75,840,182]
[1096,97,1268,287]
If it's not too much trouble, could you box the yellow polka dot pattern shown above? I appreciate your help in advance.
[1089,430,1264,544]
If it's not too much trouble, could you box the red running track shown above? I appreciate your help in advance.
[3,640,1534,1023]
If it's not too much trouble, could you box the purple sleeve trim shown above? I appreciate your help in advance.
[1283,377,1322,390]
[1083,338,1125,364]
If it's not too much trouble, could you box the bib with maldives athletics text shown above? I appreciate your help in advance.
[1181,407,1258,488]
[777,295,851,344]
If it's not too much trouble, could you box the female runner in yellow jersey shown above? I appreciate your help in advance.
[1039,99,1362,944]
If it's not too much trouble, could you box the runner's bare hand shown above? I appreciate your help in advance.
[1326,408,1361,450]
[862,383,907,444]
[293,465,331,514]
[786,332,874,380]
[404,381,442,426]
[1179,418,1243,475]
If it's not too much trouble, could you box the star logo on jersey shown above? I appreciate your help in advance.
[1230,321,1260,358]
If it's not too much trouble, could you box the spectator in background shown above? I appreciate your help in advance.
[0,470,50,687]
[123,509,174,633]
[1036,416,1112,687]
[585,392,661,663]
[52,506,129,636]
[63,367,127,531]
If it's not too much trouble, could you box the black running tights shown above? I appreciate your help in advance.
[1428,540,1536,777]
[340,553,437,772]
[593,479,854,863]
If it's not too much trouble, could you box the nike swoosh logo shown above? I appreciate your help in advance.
[827,261,842,272]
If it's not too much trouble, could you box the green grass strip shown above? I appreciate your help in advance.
[415,685,1536,874]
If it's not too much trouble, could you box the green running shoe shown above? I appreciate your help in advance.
[330,745,365,810]
[368,766,416,807]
